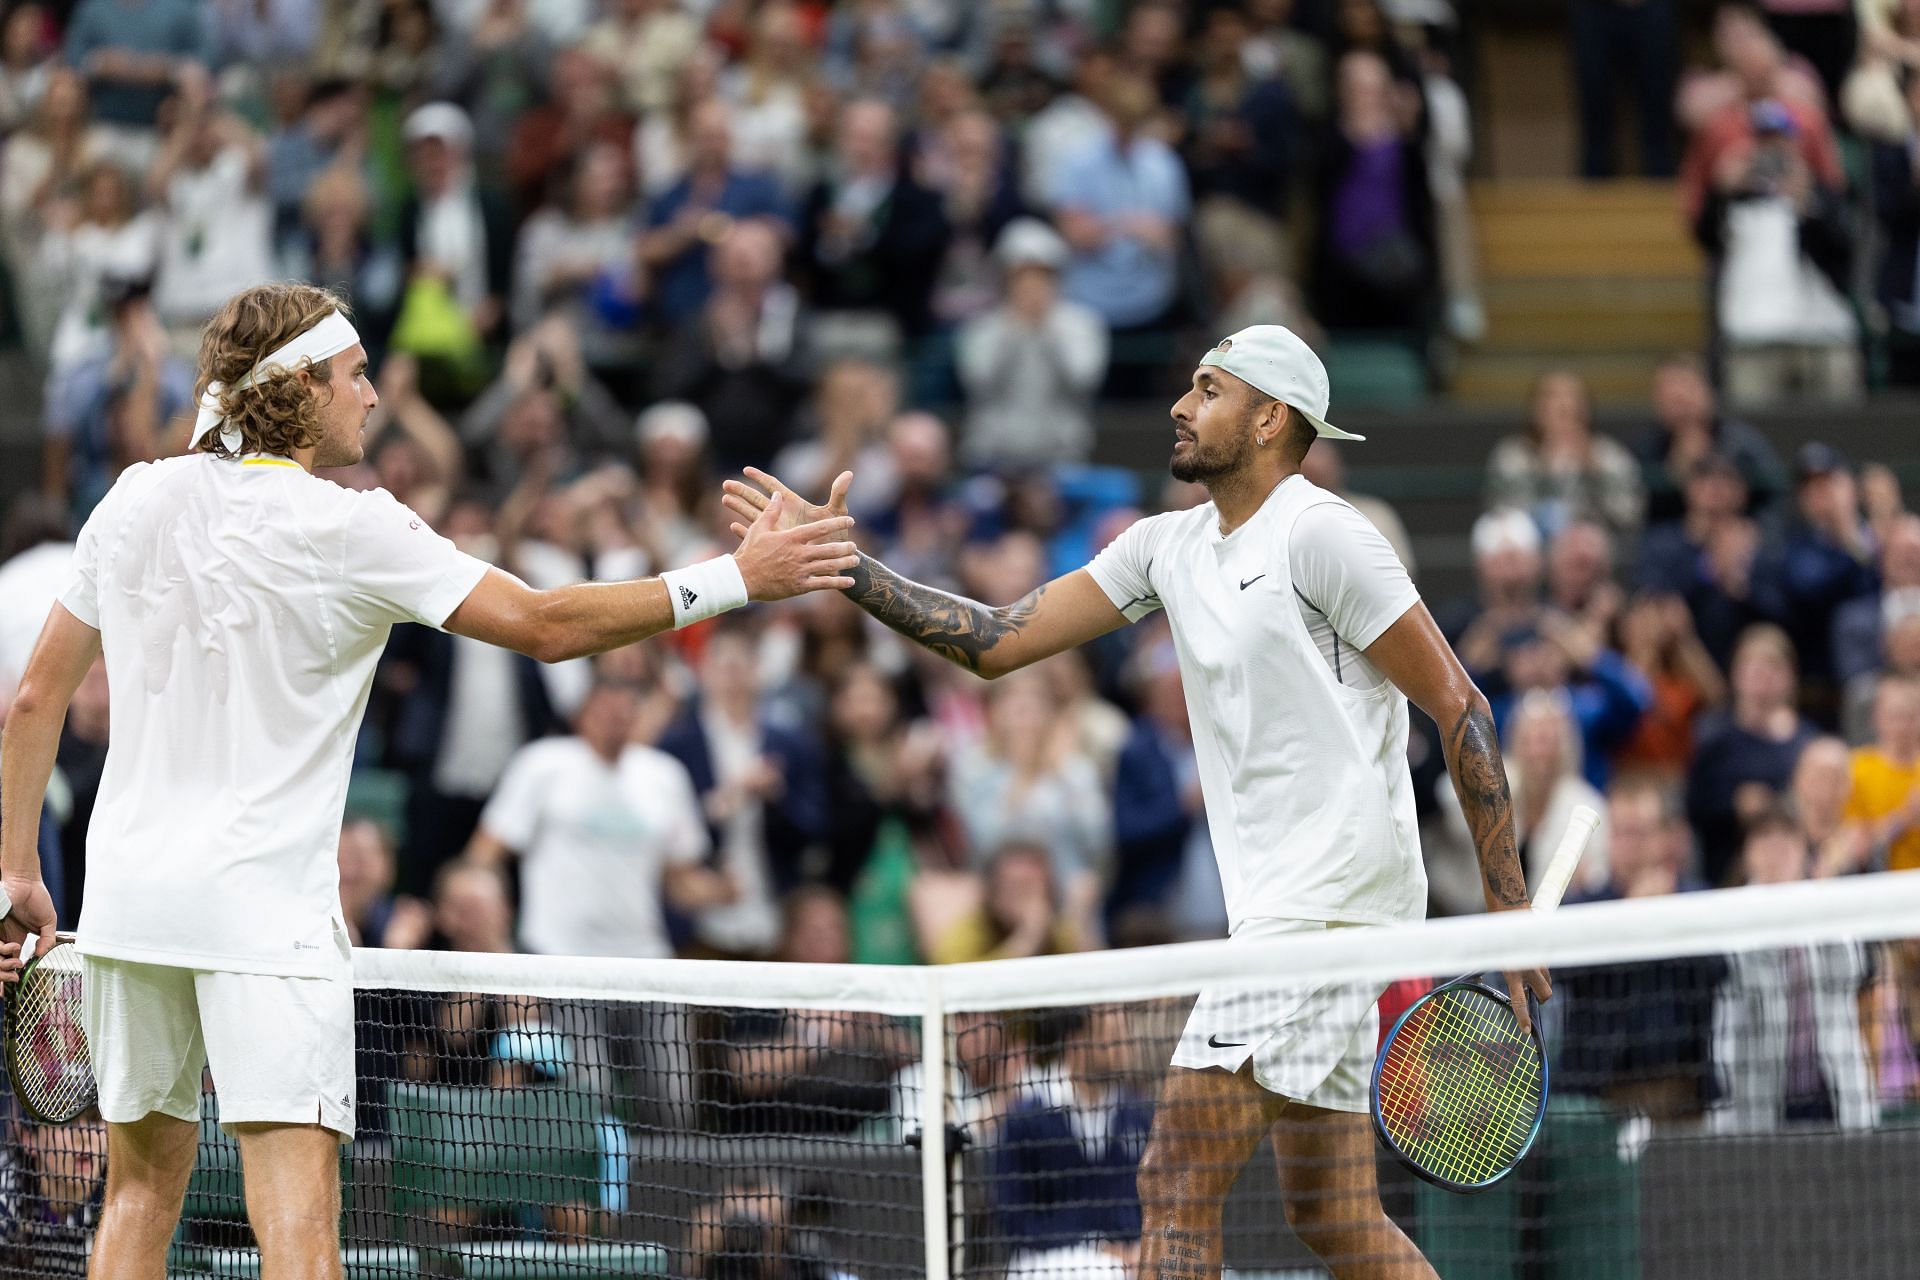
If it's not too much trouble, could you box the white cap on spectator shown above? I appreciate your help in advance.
[996,217,1069,271]
[402,101,474,150]
[1199,324,1365,441]
[1471,508,1543,560]
[636,401,709,448]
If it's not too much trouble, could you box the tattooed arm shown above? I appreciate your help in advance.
[1364,599,1554,1027]
[842,554,1128,678]
[722,467,1129,678]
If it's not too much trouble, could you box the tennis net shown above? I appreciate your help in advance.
[7,871,1920,1279]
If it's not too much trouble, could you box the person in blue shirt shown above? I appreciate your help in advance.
[1488,612,1652,791]
[988,1006,1154,1263]
[1754,443,1879,689]
[639,99,791,327]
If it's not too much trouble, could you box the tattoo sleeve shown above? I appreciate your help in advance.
[843,552,1045,675]
[1444,701,1531,909]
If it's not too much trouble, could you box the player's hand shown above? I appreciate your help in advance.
[0,876,58,961]
[731,489,860,602]
[722,467,853,537]
[1504,967,1552,1035]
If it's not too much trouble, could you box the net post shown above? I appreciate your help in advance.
[919,970,951,1280]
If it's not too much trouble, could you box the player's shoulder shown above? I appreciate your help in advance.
[1120,503,1215,547]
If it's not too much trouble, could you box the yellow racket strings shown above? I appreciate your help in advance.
[1379,987,1544,1185]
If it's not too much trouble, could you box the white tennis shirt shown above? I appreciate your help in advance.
[1086,475,1427,931]
[60,454,491,977]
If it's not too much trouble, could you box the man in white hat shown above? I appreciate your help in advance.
[724,324,1549,1279]
[0,281,859,1277]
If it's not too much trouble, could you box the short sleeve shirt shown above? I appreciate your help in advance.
[65,454,491,976]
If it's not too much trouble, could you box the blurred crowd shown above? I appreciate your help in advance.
[0,0,1916,1272]
[1580,0,1920,398]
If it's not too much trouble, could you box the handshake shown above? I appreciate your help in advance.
[723,467,864,604]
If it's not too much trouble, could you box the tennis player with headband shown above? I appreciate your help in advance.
[0,281,859,1277]
[725,324,1551,1280]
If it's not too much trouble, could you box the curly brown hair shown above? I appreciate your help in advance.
[193,283,353,459]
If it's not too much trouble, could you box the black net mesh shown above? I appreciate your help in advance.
[1,937,1919,1278]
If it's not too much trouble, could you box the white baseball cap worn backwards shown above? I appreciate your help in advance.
[1198,324,1366,442]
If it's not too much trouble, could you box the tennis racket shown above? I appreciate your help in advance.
[1369,805,1599,1193]
[4,934,96,1124]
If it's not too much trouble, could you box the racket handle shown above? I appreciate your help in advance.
[1533,804,1600,914]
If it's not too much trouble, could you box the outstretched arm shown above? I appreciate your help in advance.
[843,556,1126,679]
[1363,600,1552,1028]
[722,468,1128,678]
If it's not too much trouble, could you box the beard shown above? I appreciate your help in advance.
[1169,429,1253,484]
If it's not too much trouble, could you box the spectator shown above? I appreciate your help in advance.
[820,662,944,895]
[1311,49,1436,332]
[632,401,718,571]
[62,0,212,142]
[1485,370,1647,541]
[1756,0,1857,101]
[1184,4,1298,280]
[681,1181,858,1280]
[0,1111,107,1277]
[1868,65,1920,384]
[1489,608,1652,793]
[503,46,632,219]
[1688,624,1818,883]
[1547,519,1625,631]
[955,218,1109,470]
[1558,779,1723,1124]
[1023,46,1116,209]
[988,1006,1152,1270]
[337,817,399,948]
[146,73,275,337]
[1243,0,1329,120]
[1120,0,1192,113]
[263,78,364,255]
[0,495,72,692]
[1444,690,1611,901]
[1713,807,1876,1131]
[769,357,901,509]
[1784,734,1871,879]
[1110,639,1212,932]
[1760,443,1879,691]
[659,621,829,958]
[34,159,159,386]
[1633,353,1789,525]
[655,218,813,473]
[581,0,700,117]
[380,499,566,896]
[0,68,108,360]
[465,678,734,958]
[1440,507,1545,676]
[1835,514,1920,687]
[949,668,1112,904]
[395,101,511,359]
[1049,72,1190,335]
[510,142,643,372]
[1297,438,1417,576]
[459,317,630,491]
[915,840,1089,965]
[921,107,1026,335]
[42,275,193,517]
[1569,0,1680,179]
[1635,452,1751,596]
[1678,3,1830,142]
[282,165,403,358]
[800,97,949,351]
[888,1008,1046,1148]
[0,4,54,133]
[1615,592,1729,780]
[639,97,791,327]
[721,2,814,195]
[1844,676,1920,871]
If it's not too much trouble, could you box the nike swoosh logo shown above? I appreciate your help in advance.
[1239,575,1265,591]
[1207,1034,1247,1049]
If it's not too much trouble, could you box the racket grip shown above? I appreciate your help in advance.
[1534,805,1600,914]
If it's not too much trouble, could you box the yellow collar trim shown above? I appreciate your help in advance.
[241,458,301,469]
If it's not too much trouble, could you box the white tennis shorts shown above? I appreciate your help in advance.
[1169,918,1386,1114]
[81,954,355,1140]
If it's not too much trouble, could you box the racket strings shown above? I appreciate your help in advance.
[7,949,95,1122]
[1377,987,1544,1186]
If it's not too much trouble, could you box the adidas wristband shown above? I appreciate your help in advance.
[660,555,750,629]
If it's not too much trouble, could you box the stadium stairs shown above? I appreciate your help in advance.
[1454,179,1705,406]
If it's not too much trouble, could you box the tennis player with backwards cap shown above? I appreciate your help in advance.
[725,324,1552,1279]
[0,281,860,1277]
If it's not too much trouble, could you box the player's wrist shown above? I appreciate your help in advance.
[660,555,749,627]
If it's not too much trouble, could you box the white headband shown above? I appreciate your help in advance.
[190,309,361,452]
